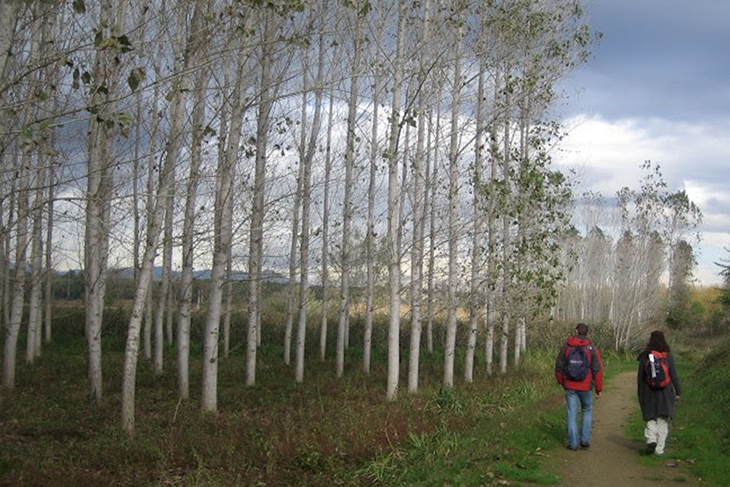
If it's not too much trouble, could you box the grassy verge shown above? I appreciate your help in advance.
[0,332,580,487]
[361,352,566,487]
[0,332,570,487]
[362,350,637,487]
[1,311,697,487]
[624,336,730,486]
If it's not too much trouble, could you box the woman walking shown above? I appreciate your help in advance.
[637,330,682,455]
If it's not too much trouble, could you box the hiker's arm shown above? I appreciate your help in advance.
[592,347,604,393]
[554,347,566,385]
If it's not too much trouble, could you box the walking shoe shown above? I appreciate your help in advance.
[580,442,590,449]
[645,442,657,454]
[567,445,578,451]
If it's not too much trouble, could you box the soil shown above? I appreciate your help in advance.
[534,371,700,487]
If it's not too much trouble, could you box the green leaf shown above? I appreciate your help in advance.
[72,0,86,14]
[127,68,146,92]
[116,35,133,53]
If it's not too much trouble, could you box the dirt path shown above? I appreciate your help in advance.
[536,371,698,487]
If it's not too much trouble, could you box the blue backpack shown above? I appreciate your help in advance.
[565,345,592,381]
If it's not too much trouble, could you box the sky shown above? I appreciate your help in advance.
[554,0,730,286]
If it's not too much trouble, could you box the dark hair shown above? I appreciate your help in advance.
[645,330,670,353]
[575,323,589,336]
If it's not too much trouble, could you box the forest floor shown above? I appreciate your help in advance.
[530,371,701,487]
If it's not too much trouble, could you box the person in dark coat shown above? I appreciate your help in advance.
[637,330,682,455]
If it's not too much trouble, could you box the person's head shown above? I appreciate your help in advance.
[646,330,670,352]
[575,323,589,337]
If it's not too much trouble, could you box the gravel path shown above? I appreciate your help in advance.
[537,371,698,487]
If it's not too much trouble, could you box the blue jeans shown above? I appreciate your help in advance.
[565,389,593,448]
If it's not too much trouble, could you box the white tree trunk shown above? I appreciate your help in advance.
[2,155,28,389]
[26,153,46,363]
[407,0,432,394]
[295,9,326,383]
[425,107,441,355]
[247,13,274,387]
[202,47,243,410]
[386,0,407,401]
[85,0,118,402]
[499,82,513,376]
[465,46,487,383]
[320,81,335,362]
[123,1,205,430]
[44,156,56,344]
[364,1,384,374]
[177,27,210,396]
[336,10,364,379]
[443,12,464,389]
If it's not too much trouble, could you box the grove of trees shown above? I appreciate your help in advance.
[0,0,701,435]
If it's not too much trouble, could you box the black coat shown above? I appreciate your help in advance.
[637,351,682,421]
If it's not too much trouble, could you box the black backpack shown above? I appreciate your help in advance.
[565,345,592,381]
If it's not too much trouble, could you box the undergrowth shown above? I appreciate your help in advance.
[0,315,573,487]
[4,309,726,487]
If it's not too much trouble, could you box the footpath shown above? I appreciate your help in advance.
[535,371,700,487]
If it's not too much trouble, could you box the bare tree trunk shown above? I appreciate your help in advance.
[26,152,46,363]
[142,80,160,362]
[283,132,303,367]
[24,8,46,358]
[295,6,327,383]
[386,0,407,401]
[247,13,274,387]
[336,8,364,378]
[363,1,383,374]
[320,82,335,362]
[485,78,501,377]
[2,155,28,389]
[426,107,440,354]
[499,72,513,376]
[121,157,176,433]
[407,0,432,394]
[153,3,192,375]
[465,43,487,383]
[157,170,175,353]
[202,50,244,411]
[0,173,13,329]
[222,256,232,359]
[177,60,207,396]
[85,0,121,402]
[443,9,464,389]
[44,155,55,344]
[123,0,206,431]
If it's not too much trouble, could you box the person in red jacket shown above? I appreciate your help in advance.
[555,323,604,450]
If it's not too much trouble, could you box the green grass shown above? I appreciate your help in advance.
[360,355,567,486]
[623,336,730,486]
[0,325,572,487]
[2,313,728,487]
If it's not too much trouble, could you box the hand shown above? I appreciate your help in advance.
[675,395,680,400]
[596,391,602,398]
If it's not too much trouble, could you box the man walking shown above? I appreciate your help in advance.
[555,323,604,450]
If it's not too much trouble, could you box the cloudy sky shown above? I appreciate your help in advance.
[555,0,730,286]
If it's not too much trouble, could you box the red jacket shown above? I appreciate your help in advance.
[555,336,604,393]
